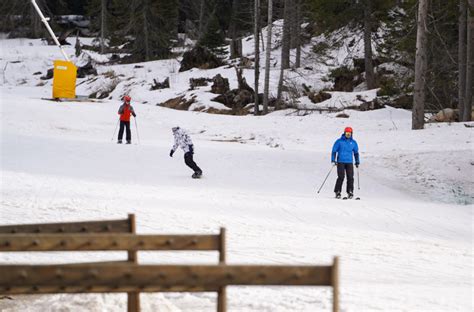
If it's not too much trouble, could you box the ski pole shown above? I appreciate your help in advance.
[111,119,119,141]
[357,166,360,190]
[317,164,336,194]
[134,117,140,145]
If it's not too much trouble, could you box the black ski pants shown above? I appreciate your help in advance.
[184,145,202,173]
[334,163,354,194]
[118,121,131,142]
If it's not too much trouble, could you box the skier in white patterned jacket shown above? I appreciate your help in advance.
[169,126,203,178]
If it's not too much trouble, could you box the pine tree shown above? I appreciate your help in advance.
[126,0,178,61]
[198,13,226,53]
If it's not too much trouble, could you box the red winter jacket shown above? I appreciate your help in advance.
[118,103,136,121]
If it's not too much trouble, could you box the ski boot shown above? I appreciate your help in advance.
[192,171,202,179]
[117,140,122,144]
[335,192,341,199]
[347,192,353,199]
[126,140,131,144]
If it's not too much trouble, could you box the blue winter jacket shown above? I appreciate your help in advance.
[331,134,360,164]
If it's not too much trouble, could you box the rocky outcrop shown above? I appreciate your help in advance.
[210,74,230,94]
[179,46,223,72]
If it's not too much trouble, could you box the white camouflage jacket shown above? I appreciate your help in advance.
[171,128,194,153]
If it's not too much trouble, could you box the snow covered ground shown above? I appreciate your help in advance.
[1,36,473,311]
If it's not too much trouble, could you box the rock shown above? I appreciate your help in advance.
[189,77,212,90]
[41,68,54,80]
[77,61,98,78]
[110,54,120,62]
[33,71,42,75]
[179,46,223,72]
[211,74,230,94]
[329,66,363,92]
[358,98,384,111]
[336,113,350,118]
[429,108,459,122]
[158,95,196,110]
[234,89,253,108]
[212,90,238,108]
[201,107,235,115]
[391,94,413,109]
[308,91,331,104]
[150,77,170,90]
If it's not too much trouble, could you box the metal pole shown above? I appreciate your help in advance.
[357,167,360,190]
[134,118,140,145]
[30,0,70,62]
[111,119,119,142]
[317,164,336,194]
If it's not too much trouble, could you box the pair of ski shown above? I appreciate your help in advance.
[336,194,361,200]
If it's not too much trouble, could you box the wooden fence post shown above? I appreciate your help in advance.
[332,256,339,312]
[127,214,139,312]
[217,227,226,312]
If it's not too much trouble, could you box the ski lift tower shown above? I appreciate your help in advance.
[31,0,77,99]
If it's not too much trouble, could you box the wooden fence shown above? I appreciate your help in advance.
[0,216,338,312]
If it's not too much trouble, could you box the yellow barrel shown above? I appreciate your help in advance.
[52,60,77,99]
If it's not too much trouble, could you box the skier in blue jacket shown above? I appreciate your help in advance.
[331,126,360,199]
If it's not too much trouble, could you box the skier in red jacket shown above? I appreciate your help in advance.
[117,95,136,144]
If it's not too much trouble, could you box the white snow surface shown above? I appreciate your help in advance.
[0,37,473,312]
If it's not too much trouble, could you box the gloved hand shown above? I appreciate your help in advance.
[169,150,174,157]
[332,161,337,166]
[355,162,359,168]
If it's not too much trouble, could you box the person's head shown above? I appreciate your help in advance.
[172,126,180,133]
[344,126,353,138]
[123,95,131,104]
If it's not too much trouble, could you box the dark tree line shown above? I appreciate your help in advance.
[1,0,472,124]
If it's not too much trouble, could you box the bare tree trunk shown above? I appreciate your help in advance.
[464,5,473,121]
[295,0,301,68]
[412,0,429,130]
[263,0,273,115]
[363,0,376,89]
[281,0,291,69]
[276,59,284,110]
[229,0,242,59]
[459,0,467,120]
[100,0,106,54]
[143,3,150,61]
[30,3,41,38]
[198,0,206,40]
[254,0,260,115]
[289,0,297,49]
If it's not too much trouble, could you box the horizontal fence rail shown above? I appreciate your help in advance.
[0,264,334,294]
[0,234,221,252]
[0,219,132,234]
